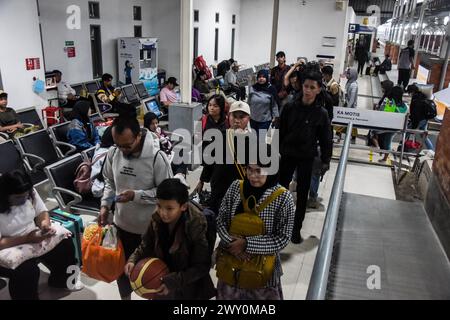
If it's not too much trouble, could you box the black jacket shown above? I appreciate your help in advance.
[200,130,250,213]
[409,92,428,129]
[355,45,368,63]
[279,96,333,164]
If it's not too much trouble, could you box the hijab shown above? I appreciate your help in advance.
[71,101,92,139]
[237,145,280,213]
[253,69,278,98]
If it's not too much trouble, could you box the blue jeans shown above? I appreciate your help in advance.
[250,119,272,137]
[309,174,321,200]
[380,132,395,151]
[418,120,434,151]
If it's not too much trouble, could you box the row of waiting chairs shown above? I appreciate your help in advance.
[0,131,75,185]
[0,135,99,215]
[71,81,150,105]
[70,82,166,122]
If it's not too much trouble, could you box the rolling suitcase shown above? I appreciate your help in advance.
[50,208,84,266]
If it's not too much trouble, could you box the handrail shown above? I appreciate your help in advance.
[306,122,353,300]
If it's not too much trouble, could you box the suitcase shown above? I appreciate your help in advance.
[50,208,84,266]
[365,66,371,75]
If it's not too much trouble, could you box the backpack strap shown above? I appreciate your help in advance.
[201,115,208,132]
[227,130,245,180]
[75,161,90,176]
[256,187,287,214]
[239,181,287,216]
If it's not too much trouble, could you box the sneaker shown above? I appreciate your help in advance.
[291,233,303,244]
[307,198,320,209]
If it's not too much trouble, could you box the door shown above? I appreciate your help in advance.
[193,27,199,59]
[231,28,235,59]
[90,25,103,79]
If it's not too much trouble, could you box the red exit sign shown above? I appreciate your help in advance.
[25,58,41,70]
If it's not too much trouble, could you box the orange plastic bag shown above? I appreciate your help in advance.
[81,227,126,283]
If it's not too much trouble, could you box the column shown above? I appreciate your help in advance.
[179,0,193,103]
[269,0,280,68]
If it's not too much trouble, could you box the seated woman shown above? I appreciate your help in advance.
[0,171,82,300]
[143,112,187,180]
[216,154,295,300]
[67,101,100,151]
[91,127,115,198]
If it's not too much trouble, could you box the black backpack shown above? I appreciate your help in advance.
[423,99,437,120]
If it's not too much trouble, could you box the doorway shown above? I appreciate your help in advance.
[231,28,235,59]
[90,25,103,79]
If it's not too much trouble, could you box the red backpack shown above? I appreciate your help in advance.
[194,55,212,80]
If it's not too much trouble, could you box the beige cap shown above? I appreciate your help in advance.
[0,90,7,98]
[229,101,251,116]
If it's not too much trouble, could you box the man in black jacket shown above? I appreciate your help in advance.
[279,71,333,243]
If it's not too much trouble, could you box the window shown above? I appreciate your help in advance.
[215,13,220,23]
[193,27,199,59]
[214,28,219,61]
[232,14,236,25]
[194,10,199,22]
[133,6,142,21]
[134,25,142,38]
[88,2,100,19]
[231,28,235,59]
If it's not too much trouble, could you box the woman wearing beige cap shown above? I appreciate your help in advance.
[196,101,252,216]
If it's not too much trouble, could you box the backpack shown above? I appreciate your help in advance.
[74,161,94,195]
[74,153,107,195]
[215,181,286,289]
[189,194,216,258]
[422,99,437,120]
[194,55,212,80]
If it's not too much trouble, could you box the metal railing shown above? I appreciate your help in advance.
[332,119,439,185]
[306,122,353,300]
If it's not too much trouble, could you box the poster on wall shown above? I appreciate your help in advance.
[117,37,159,95]
[322,37,337,47]
[25,58,40,70]
[67,47,76,58]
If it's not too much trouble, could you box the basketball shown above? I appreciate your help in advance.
[129,258,170,299]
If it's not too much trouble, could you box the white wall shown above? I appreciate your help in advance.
[147,0,181,80]
[0,0,47,110]
[39,0,154,84]
[238,0,350,74]
[238,0,273,68]
[277,0,349,75]
[193,0,241,66]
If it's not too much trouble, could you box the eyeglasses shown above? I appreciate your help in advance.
[246,167,266,177]
[116,136,138,150]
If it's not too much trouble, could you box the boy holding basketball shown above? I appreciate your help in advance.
[125,179,216,300]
